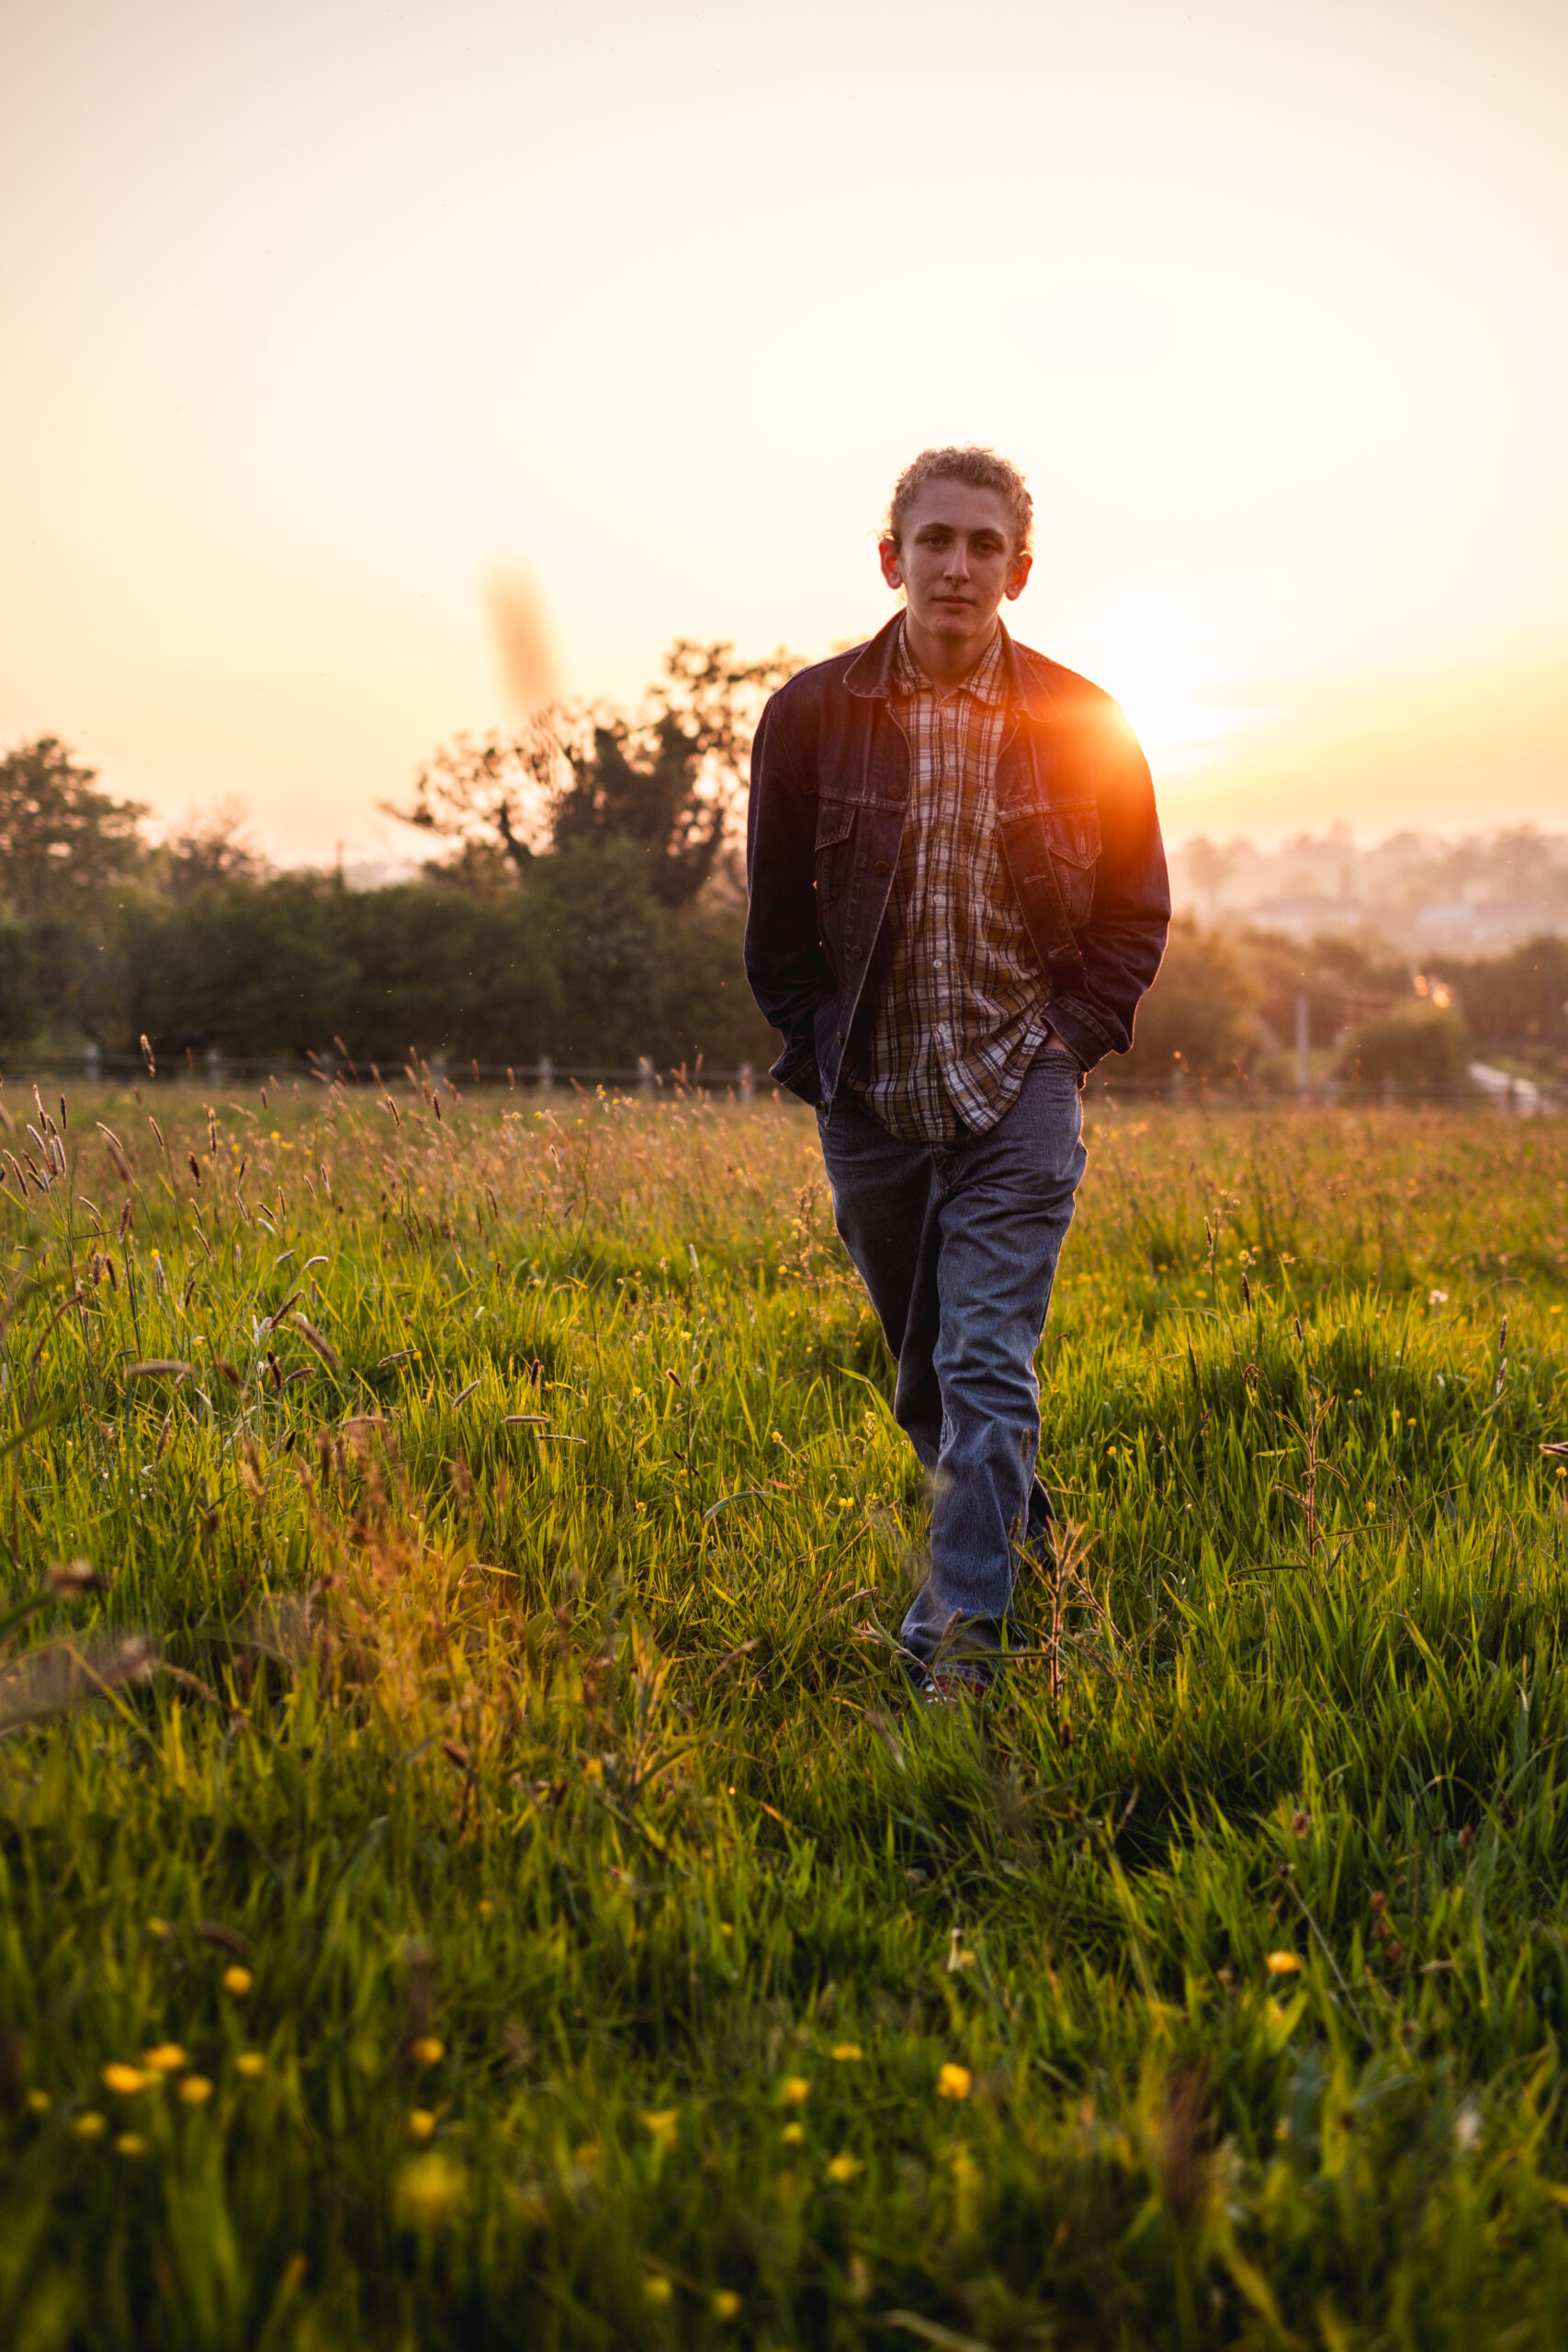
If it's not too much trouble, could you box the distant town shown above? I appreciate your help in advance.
[1168,825,1568,953]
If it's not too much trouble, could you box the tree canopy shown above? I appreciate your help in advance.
[388,639,802,905]
[0,738,147,924]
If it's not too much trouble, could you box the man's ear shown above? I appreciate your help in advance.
[1004,552,1033,603]
[878,537,905,592]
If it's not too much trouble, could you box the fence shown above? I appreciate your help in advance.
[0,1046,1559,1114]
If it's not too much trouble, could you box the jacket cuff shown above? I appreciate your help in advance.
[1044,1000,1113,1072]
[769,1040,823,1106]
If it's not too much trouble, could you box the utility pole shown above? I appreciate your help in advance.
[1295,988,1311,1095]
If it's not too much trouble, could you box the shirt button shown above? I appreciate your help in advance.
[873,860,889,876]
[851,944,864,960]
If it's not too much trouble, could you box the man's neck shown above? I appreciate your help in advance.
[902,609,1002,692]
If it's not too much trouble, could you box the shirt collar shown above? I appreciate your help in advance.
[894,613,1007,706]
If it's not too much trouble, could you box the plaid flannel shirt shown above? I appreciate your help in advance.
[852,619,1055,1144]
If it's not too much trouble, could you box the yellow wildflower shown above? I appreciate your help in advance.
[781,2075,810,2105]
[407,2109,437,2141]
[222,1965,253,1996]
[825,2152,863,2183]
[73,2111,107,2140]
[410,2036,445,2067]
[639,2109,679,2152]
[178,2075,214,2106]
[781,2121,804,2147]
[831,2043,863,2063]
[711,2289,742,2321]
[102,2064,149,2096]
[936,2063,973,2101]
[642,2275,673,2305]
[115,2132,148,2159]
[26,2089,51,2115]
[234,2052,266,2080]
[1265,1951,1303,1975]
[393,2153,467,2230]
[142,2043,187,2074]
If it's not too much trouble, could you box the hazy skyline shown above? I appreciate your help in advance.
[3,0,1563,864]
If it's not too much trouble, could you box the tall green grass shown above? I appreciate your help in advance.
[1,1077,1566,2348]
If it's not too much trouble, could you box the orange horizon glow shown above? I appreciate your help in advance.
[1,0,1562,865]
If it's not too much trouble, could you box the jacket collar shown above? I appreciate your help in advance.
[844,613,1057,719]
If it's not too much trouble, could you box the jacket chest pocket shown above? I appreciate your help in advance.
[1045,805,1101,928]
[814,798,856,908]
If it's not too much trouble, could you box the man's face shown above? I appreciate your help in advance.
[879,481,1032,653]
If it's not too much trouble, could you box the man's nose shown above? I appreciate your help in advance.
[942,540,972,581]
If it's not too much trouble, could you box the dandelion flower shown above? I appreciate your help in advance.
[477,1899,494,1922]
[781,2122,804,2147]
[102,2064,149,2096]
[26,2089,51,2115]
[1265,1951,1303,1975]
[222,1966,253,1997]
[410,2036,445,2067]
[781,2076,810,2106]
[642,2275,673,2306]
[711,2289,742,2321]
[178,2075,214,2106]
[73,2111,107,2140]
[831,2043,863,2063]
[936,2063,973,2101]
[115,2132,148,2159]
[825,2152,863,2183]
[142,2043,186,2074]
[234,2052,266,2080]
[407,2109,437,2141]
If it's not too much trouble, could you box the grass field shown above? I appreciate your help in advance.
[2,1076,1567,2350]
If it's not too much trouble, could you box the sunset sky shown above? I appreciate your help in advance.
[2,0,1563,865]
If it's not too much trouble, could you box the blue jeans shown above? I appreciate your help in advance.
[816,1054,1087,1678]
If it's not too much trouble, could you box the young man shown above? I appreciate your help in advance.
[744,447,1169,1700]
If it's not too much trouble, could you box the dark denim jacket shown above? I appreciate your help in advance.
[744,616,1170,1104]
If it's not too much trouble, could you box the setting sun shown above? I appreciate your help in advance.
[0,0,1562,857]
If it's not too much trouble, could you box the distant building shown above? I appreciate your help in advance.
[1170,826,1568,955]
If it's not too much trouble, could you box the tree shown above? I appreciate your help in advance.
[552,639,801,907]
[1430,935,1568,1073]
[121,877,357,1060]
[1335,1003,1472,1095]
[333,883,561,1065]
[1118,917,1259,1081]
[1184,836,1235,917]
[157,801,271,902]
[0,910,39,1051]
[389,720,560,884]
[389,639,802,902]
[0,738,146,925]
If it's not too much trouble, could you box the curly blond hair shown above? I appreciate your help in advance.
[884,446,1034,559]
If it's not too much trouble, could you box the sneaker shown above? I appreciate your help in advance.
[919,1670,987,1706]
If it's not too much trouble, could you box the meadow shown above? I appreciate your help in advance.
[1,1073,1566,2350]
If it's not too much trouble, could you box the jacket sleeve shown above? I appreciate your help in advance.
[744,690,831,1100]
[1044,712,1171,1069]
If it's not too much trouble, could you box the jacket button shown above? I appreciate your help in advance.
[836,1031,844,1046]
[873,859,889,876]
[851,944,863,960]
